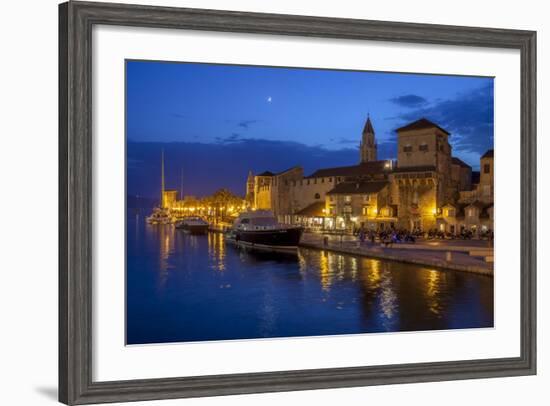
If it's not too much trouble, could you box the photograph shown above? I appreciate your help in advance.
[126,60,495,345]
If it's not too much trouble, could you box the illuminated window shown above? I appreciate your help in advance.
[345,196,352,202]
[444,208,455,217]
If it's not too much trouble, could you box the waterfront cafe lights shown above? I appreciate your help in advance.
[156,150,248,220]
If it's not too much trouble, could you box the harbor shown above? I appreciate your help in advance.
[144,212,493,275]
[140,148,494,276]
[127,212,494,344]
[125,63,495,345]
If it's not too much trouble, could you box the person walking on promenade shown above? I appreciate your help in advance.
[358,228,366,247]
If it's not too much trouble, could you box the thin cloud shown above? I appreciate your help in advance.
[391,83,494,166]
[332,137,358,145]
[215,133,241,144]
[171,113,186,119]
[390,94,428,108]
[237,119,260,130]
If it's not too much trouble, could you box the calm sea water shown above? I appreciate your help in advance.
[126,213,494,344]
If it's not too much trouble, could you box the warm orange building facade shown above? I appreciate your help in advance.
[249,117,493,235]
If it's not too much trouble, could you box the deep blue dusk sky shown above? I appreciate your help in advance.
[127,60,493,200]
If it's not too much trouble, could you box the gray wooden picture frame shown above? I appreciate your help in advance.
[59,1,537,404]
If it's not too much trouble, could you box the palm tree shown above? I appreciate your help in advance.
[207,189,244,222]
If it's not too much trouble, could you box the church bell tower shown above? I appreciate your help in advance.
[360,116,377,163]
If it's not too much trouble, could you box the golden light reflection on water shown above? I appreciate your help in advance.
[155,224,175,287]
[424,268,443,317]
[361,258,397,322]
[335,254,345,281]
[365,258,381,287]
[349,257,358,282]
[319,251,332,291]
[207,232,226,271]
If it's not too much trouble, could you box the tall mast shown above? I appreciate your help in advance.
[161,149,165,208]
[180,168,184,200]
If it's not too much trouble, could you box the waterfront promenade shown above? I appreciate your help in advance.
[299,233,493,276]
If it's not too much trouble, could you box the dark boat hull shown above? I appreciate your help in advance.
[176,224,209,235]
[235,227,303,247]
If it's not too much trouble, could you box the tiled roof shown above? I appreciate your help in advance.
[393,165,436,173]
[326,181,388,195]
[296,201,325,216]
[481,149,494,159]
[396,118,450,135]
[467,201,494,217]
[307,160,389,178]
[452,157,471,168]
[467,200,486,210]
[256,166,300,177]
[441,202,468,218]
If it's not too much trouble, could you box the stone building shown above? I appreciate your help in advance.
[451,157,472,192]
[247,116,492,234]
[325,180,395,230]
[391,118,456,231]
[253,167,303,218]
[437,149,494,235]
[478,149,494,203]
[286,160,393,221]
[162,190,179,209]
[245,170,255,205]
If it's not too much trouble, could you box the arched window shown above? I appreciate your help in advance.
[314,193,320,200]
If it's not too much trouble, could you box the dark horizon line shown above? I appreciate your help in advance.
[126,138,487,169]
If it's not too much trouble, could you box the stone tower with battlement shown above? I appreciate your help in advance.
[245,170,255,205]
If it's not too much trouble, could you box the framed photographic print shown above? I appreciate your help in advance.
[59,1,536,404]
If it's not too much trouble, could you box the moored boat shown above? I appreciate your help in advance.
[175,216,209,235]
[146,207,173,225]
[226,210,303,251]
